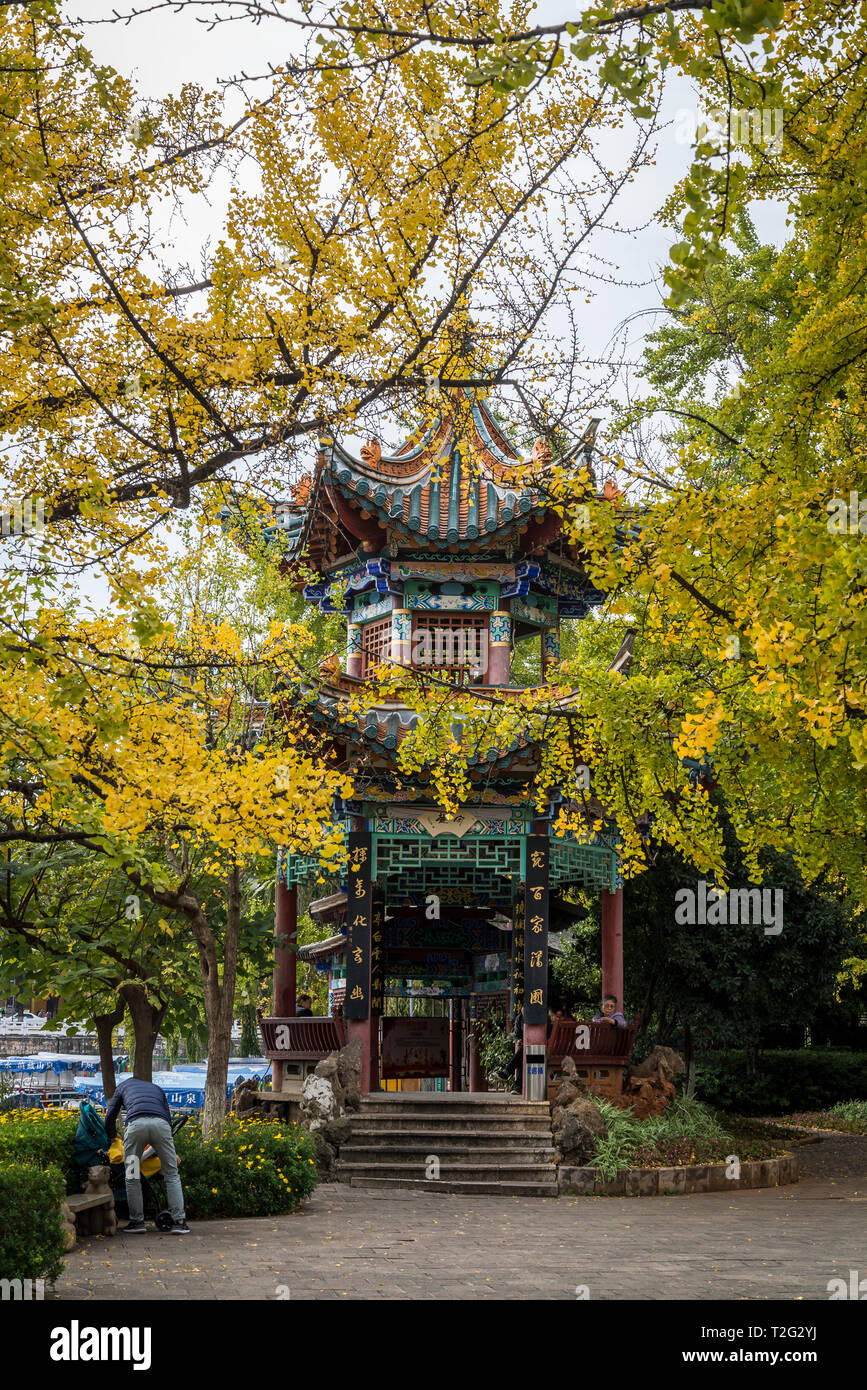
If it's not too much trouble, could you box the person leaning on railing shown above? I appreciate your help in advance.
[592,995,627,1028]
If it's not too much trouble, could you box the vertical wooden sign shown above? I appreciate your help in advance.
[370,889,385,1016]
[523,834,549,1026]
[345,831,372,1021]
[511,894,524,1020]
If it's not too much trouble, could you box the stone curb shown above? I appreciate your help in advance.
[557,1151,799,1196]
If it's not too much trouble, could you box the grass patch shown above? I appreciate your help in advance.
[589,1098,789,1179]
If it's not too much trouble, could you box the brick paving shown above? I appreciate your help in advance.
[51,1134,866,1301]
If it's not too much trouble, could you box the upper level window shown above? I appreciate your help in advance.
[361,616,393,678]
[411,613,487,684]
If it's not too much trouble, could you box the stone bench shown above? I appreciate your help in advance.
[63,1166,117,1240]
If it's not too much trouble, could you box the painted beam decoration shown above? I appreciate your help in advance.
[523,834,549,1025]
[345,831,373,1019]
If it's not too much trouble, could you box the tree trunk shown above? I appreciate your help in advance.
[200,863,241,1140]
[119,983,166,1082]
[683,1023,696,1099]
[93,1001,125,1101]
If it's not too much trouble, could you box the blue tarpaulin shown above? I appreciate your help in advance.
[72,1062,269,1110]
[0,1052,126,1074]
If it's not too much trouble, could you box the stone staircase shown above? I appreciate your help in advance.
[336,1094,558,1197]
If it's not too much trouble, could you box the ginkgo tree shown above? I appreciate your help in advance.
[0,529,351,1134]
[289,0,867,919]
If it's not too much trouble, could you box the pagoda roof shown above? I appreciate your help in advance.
[257,391,603,566]
[325,390,543,549]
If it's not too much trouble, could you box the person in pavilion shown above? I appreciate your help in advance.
[593,995,627,1028]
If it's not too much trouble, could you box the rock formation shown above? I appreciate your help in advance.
[298,1037,364,1174]
[550,1056,608,1164]
[624,1046,684,1119]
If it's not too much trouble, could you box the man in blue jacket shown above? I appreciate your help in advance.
[105,1077,190,1234]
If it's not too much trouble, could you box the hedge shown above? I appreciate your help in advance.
[695,1049,867,1114]
[0,1162,67,1284]
[0,1108,80,1192]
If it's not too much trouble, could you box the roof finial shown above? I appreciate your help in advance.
[360,437,382,466]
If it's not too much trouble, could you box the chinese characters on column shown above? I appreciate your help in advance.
[511,896,525,1018]
[371,890,385,1015]
[345,832,372,1020]
[523,836,549,1026]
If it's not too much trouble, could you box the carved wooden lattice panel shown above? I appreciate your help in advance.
[411,612,488,681]
[362,616,393,676]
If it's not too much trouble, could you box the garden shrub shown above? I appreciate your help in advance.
[695,1049,867,1113]
[0,1107,80,1192]
[0,1162,67,1284]
[173,1114,318,1218]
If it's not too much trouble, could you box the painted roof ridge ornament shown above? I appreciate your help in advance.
[531,437,553,466]
[360,437,381,466]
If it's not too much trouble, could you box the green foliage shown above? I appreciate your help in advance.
[828,1099,867,1126]
[0,1162,66,1284]
[173,1114,318,1218]
[240,1004,259,1058]
[551,907,603,1015]
[0,1108,80,1193]
[695,1050,867,1114]
[590,1095,738,1180]
[478,1016,514,1080]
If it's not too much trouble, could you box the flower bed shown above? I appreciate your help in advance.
[782,1099,867,1134]
[630,1133,786,1168]
[0,1107,80,1191]
[173,1115,318,1218]
[587,1097,790,1181]
[0,1106,319,1220]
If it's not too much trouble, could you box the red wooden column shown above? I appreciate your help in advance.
[448,1000,461,1092]
[272,873,297,1091]
[601,886,624,1011]
[468,1026,487,1092]
[274,877,297,1016]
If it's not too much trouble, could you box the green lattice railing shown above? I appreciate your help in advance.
[283,830,617,894]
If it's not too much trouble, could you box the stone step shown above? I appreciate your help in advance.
[342,1127,555,1147]
[338,1160,557,1184]
[344,1175,559,1198]
[349,1117,554,1136]
[341,1144,557,1163]
[360,1098,547,1115]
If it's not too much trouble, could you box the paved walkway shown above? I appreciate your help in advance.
[52,1134,866,1301]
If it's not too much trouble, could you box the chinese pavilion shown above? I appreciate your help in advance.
[258,388,629,1098]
